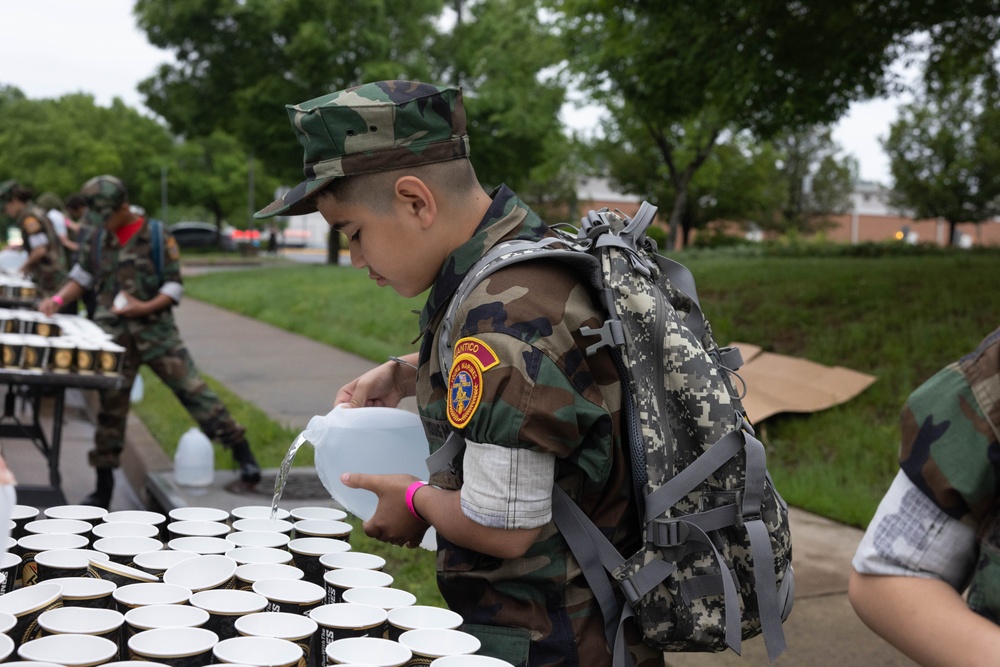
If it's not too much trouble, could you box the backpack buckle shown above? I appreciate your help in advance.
[652,518,690,547]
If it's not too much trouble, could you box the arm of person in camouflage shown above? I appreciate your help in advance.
[334,354,418,409]
[114,228,184,319]
[849,353,1000,664]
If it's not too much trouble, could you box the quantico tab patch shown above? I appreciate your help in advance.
[447,337,500,429]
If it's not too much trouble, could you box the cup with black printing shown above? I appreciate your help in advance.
[319,550,385,574]
[48,575,117,609]
[44,504,108,527]
[226,530,291,551]
[112,581,192,613]
[34,548,108,581]
[309,603,387,665]
[17,532,88,586]
[341,586,417,614]
[10,504,39,541]
[234,611,317,667]
[251,578,325,616]
[322,567,393,605]
[123,603,210,642]
[20,334,50,372]
[287,537,351,587]
[386,605,464,642]
[0,551,22,594]
[224,546,293,567]
[212,635,303,667]
[133,549,200,580]
[233,562,303,593]
[290,520,352,543]
[127,626,219,667]
[93,535,164,567]
[325,636,411,667]
[162,554,237,592]
[37,605,126,660]
[189,589,268,641]
[0,582,64,649]
[16,633,118,666]
[397,628,482,666]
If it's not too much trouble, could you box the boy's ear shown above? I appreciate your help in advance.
[394,175,437,228]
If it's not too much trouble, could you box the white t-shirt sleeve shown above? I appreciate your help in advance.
[852,469,977,591]
[47,209,68,237]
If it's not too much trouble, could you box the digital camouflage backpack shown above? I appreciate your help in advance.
[437,203,794,665]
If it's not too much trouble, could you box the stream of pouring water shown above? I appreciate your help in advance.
[271,431,308,519]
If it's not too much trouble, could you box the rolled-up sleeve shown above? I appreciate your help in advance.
[67,263,94,290]
[461,439,555,530]
[159,281,183,303]
[852,470,976,591]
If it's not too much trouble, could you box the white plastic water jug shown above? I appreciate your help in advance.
[130,373,144,403]
[306,406,436,550]
[174,427,215,487]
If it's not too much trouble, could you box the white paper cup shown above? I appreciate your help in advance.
[397,628,481,664]
[430,656,515,667]
[289,507,347,523]
[34,548,108,581]
[234,611,317,667]
[190,589,269,640]
[104,510,168,531]
[37,606,125,658]
[89,558,160,587]
[168,521,232,541]
[226,530,291,550]
[17,633,118,666]
[163,554,237,592]
[233,563,303,592]
[252,578,325,616]
[231,519,294,535]
[133,549,200,578]
[47,576,117,609]
[231,507,290,522]
[0,583,64,648]
[0,551,21,594]
[169,536,236,555]
[169,507,230,524]
[113,582,193,611]
[291,520,351,541]
[323,568,393,605]
[124,603,210,639]
[288,537,352,587]
[93,521,161,540]
[128,626,219,666]
[213,635,302,667]
[43,505,108,525]
[24,518,92,538]
[341,587,416,612]
[325,637,411,667]
[386,606,464,642]
[224,547,294,566]
[18,532,88,586]
[310,602,388,660]
[10,504,39,540]
[0,633,12,662]
[93,536,164,566]
[319,551,385,573]
[0,609,16,634]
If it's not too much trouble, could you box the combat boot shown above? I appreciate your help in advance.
[81,468,114,509]
[231,439,261,486]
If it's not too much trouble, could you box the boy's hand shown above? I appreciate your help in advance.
[341,472,428,548]
[334,358,415,409]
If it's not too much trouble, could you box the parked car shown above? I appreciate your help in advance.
[167,222,237,251]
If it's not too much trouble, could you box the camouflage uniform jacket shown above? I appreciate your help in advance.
[416,185,645,667]
[898,325,1000,621]
[17,204,66,296]
[69,218,184,341]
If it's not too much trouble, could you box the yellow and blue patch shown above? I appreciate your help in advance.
[447,337,499,428]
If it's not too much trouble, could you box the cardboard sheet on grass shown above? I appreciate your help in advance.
[729,342,877,423]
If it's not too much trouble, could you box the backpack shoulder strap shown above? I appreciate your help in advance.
[149,218,164,284]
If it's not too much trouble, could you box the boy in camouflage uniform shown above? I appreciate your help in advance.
[39,175,261,508]
[258,81,660,667]
[0,180,67,299]
[850,325,1000,662]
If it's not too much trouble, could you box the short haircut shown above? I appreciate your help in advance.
[9,185,33,203]
[317,158,478,214]
[65,194,86,210]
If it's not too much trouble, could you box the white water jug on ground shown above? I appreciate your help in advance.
[174,427,215,487]
[307,406,436,550]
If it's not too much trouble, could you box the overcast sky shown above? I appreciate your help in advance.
[1,0,902,184]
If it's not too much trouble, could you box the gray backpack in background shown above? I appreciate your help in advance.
[436,203,794,664]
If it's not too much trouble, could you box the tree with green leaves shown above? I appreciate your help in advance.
[552,0,1000,247]
[884,64,1000,245]
[135,0,446,183]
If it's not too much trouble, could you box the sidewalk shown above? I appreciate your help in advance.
[9,297,915,665]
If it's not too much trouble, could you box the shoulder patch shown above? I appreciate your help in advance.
[22,216,41,235]
[447,337,500,429]
[165,235,180,262]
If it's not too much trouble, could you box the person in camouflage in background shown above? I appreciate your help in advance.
[849,325,1000,663]
[0,180,67,301]
[257,81,661,667]
[38,175,261,509]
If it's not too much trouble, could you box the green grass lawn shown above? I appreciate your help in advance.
[132,249,999,605]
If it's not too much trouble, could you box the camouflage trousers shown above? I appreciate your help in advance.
[92,325,246,469]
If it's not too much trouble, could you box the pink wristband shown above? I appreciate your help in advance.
[51,295,64,306]
[405,481,428,522]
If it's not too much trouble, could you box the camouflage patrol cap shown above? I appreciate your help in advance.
[0,179,17,203]
[255,80,470,219]
[81,175,128,224]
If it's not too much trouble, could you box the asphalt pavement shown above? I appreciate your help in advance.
[2,291,916,666]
